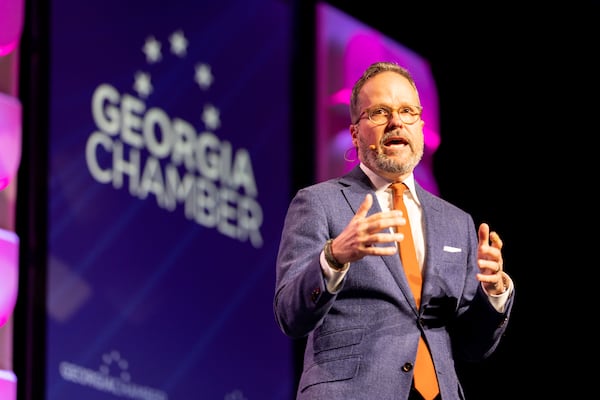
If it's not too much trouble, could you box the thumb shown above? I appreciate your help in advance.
[478,222,490,245]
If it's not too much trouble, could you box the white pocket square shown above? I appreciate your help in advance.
[443,245,462,253]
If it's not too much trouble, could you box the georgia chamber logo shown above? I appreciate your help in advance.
[85,29,264,248]
[59,350,167,400]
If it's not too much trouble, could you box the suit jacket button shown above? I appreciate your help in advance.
[310,287,321,302]
[402,362,413,372]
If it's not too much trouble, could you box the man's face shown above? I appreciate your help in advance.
[350,71,424,182]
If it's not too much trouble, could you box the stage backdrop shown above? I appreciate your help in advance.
[43,1,293,399]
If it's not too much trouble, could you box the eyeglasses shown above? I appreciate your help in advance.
[355,105,423,125]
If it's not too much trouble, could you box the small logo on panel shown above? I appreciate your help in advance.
[59,350,168,399]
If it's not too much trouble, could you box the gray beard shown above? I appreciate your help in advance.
[358,142,422,176]
[373,152,419,175]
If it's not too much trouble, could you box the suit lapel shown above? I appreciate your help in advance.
[415,184,444,301]
[340,166,421,315]
[338,166,377,215]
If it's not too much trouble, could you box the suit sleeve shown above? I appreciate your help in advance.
[273,187,340,338]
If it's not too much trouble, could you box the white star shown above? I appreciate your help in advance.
[195,63,214,90]
[202,104,221,130]
[169,30,188,57]
[142,36,162,63]
[133,71,153,98]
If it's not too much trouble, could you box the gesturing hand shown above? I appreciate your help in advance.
[477,222,507,295]
[327,194,405,265]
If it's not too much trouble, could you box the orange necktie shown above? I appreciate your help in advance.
[390,182,439,400]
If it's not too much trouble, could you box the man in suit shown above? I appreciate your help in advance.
[274,61,514,400]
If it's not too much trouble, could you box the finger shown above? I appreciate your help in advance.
[478,259,500,274]
[490,231,503,250]
[370,231,404,244]
[367,213,405,234]
[365,244,400,257]
[476,271,501,283]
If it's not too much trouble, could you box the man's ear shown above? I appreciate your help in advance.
[350,124,358,147]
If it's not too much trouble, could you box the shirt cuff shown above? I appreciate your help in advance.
[484,272,513,313]
[321,250,348,293]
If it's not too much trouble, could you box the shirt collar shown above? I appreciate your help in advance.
[359,163,421,206]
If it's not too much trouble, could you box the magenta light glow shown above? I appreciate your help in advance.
[0,229,18,327]
[0,0,24,56]
[316,3,440,194]
[0,93,22,190]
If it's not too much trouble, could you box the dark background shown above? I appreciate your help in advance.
[292,1,599,398]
